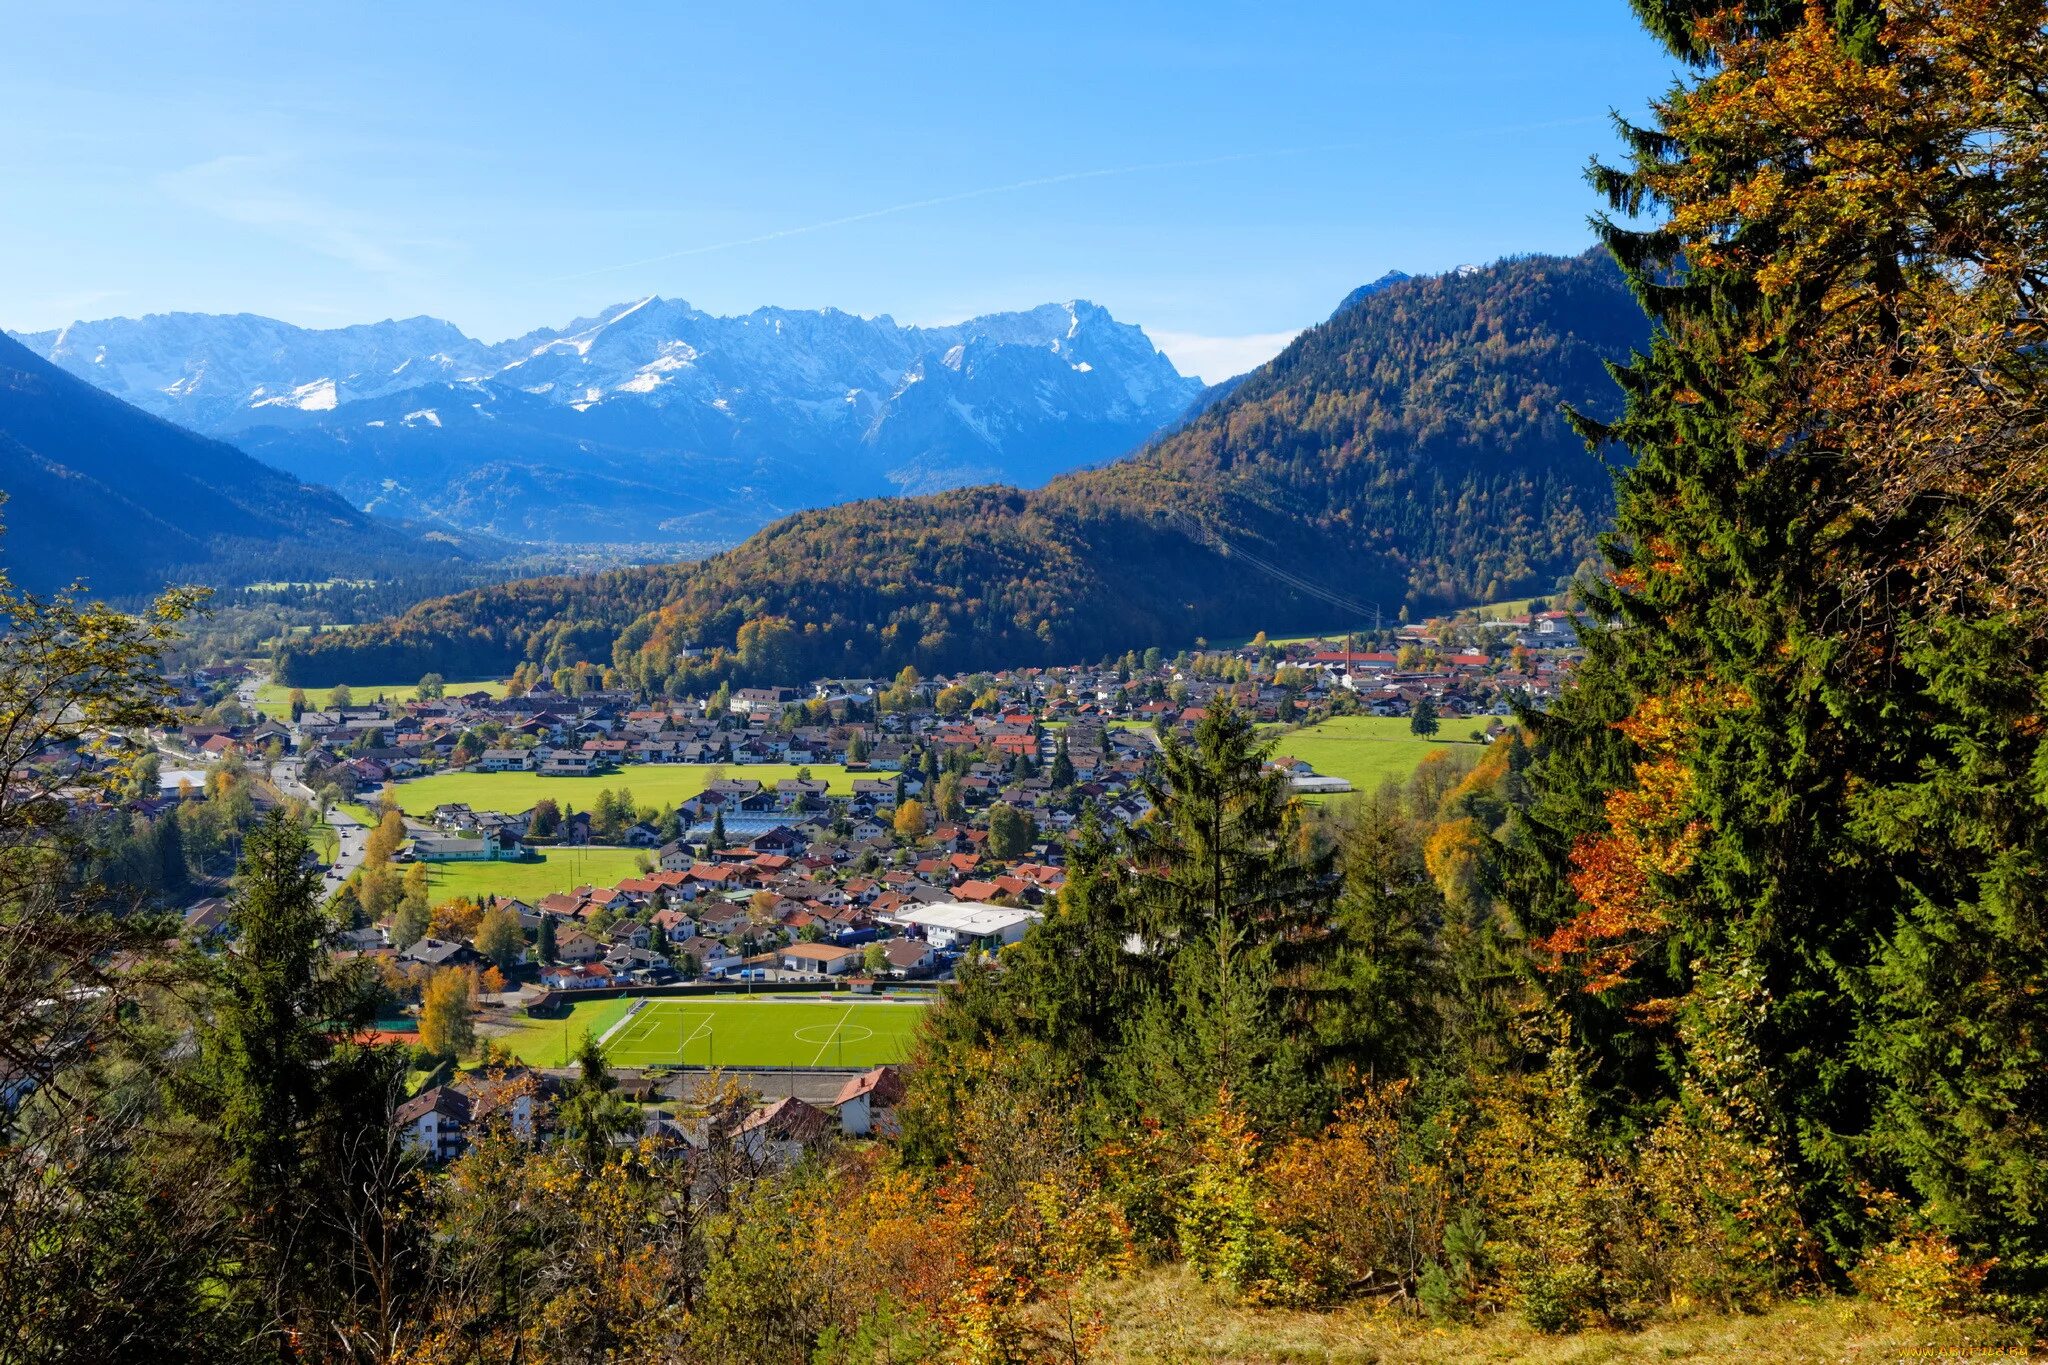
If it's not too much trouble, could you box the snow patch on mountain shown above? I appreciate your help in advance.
[8,294,1210,544]
[250,378,338,411]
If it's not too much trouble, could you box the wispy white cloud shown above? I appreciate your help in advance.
[1149,329,1301,385]
[157,154,406,274]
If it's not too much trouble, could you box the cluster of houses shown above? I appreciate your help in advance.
[1293,608,1581,719]
[393,1062,908,1165]
[353,816,1059,994]
[135,606,1590,977]
[158,602,1580,792]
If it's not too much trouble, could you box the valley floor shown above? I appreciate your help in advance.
[1084,1272,2035,1363]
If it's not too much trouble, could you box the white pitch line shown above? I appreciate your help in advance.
[594,1003,646,1051]
[679,1014,713,1060]
[808,1003,858,1068]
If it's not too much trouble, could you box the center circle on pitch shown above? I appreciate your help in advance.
[792,1024,874,1045]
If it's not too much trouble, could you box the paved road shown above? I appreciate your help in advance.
[322,806,368,894]
[238,668,366,892]
[270,761,366,893]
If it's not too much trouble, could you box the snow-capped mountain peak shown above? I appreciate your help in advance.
[6,296,1207,544]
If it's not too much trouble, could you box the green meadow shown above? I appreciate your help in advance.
[1273,714,1488,799]
[423,846,652,903]
[253,677,510,719]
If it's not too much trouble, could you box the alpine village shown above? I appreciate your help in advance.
[4,3,2048,1361]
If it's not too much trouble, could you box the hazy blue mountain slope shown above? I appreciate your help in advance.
[0,332,486,597]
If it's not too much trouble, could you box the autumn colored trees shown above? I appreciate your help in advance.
[20,2,2048,1353]
[1514,0,2048,1317]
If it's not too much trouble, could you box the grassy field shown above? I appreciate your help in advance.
[494,996,927,1069]
[1087,1268,2032,1363]
[1274,715,1487,799]
[424,846,651,902]
[252,677,509,718]
[1471,595,1539,621]
[492,998,637,1066]
[382,763,862,816]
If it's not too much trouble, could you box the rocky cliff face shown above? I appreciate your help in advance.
[12,297,1204,543]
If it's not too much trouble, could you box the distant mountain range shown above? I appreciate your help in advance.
[0,333,493,599]
[10,298,1207,544]
[277,251,1646,686]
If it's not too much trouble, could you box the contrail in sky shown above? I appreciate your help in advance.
[544,118,1605,285]
[544,150,1307,283]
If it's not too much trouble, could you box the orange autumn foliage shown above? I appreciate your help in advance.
[1638,1,2048,619]
[1537,684,1746,992]
[429,897,483,942]
[1423,817,1489,909]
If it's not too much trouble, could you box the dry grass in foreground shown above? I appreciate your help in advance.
[1084,1270,2039,1363]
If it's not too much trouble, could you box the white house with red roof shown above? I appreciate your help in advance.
[831,1065,907,1137]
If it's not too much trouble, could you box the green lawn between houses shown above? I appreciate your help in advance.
[1272,714,1490,800]
[252,677,509,719]
[379,763,862,817]
[493,996,927,1069]
[423,846,653,903]
[492,998,635,1065]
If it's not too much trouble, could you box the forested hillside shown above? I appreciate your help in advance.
[277,251,1643,686]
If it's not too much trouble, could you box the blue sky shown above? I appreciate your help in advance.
[0,2,1679,380]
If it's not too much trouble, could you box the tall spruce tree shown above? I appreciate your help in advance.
[1110,702,1335,1129]
[1049,737,1075,789]
[903,703,1348,1155]
[1519,0,2048,1299]
[195,809,381,1331]
[1312,789,1445,1082]
[1128,700,1335,964]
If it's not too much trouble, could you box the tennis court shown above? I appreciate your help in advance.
[593,996,926,1070]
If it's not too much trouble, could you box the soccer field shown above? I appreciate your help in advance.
[501,996,927,1069]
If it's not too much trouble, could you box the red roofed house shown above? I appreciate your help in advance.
[555,928,605,963]
[394,1086,473,1162]
[831,1065,907,1137]
[736,1095,834,1166]
[650,907,696,943]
